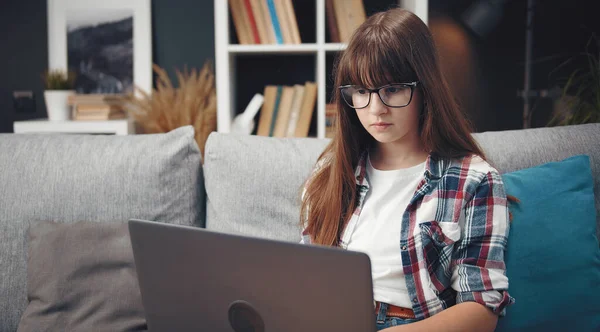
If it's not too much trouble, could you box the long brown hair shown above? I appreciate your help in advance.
[301,8,485,246]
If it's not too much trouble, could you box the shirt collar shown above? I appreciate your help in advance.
[424,153,445,182]
[355,151,446,185]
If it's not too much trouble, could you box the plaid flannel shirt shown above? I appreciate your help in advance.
[301,152,515,319]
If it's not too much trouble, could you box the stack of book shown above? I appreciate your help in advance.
[67,94,127,121]
[325,103,337,138]
[229,0,301,44]
[256,82,317,137]
[327,0,366,43]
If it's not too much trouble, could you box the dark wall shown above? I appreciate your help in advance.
[0,0,214,133]
[429,0,600,132]
[152,0,214,81]
[0,0,48,133]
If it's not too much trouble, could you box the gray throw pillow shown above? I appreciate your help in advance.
[17,221,147,332]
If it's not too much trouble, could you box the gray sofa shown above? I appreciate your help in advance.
[0,126,205,331]
[1,123,598,331]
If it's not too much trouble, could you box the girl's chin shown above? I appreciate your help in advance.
[369,130,411,144]
[370,134,399,144]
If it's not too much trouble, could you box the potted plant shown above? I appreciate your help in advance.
[547,35,600,126]
[122,62,217,159]
[42,69,76,121]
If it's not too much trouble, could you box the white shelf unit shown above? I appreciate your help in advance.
[214,0,428,139]
[13,119,135,135]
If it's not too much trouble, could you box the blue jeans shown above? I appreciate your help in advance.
[375,302,419,331]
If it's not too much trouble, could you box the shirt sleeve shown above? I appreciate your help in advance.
[299,232,310,244]
[450,170,515,316]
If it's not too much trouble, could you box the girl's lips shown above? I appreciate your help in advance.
[372,123,392,131]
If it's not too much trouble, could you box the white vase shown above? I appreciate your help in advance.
[44,90,75,121]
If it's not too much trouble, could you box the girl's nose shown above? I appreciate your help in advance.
[367,92,388,116]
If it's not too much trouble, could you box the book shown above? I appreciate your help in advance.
[282,0,301,44]
[73,104,126,121]
[333,0,366,43]
[229,0,252,44]
[294,81,318,137]
[326,0,340,43]
[332,0,350,43]
[274,0,293,44]
[272,86,295,137]
[243,0,261,43]
[76,104,121,112]
[266,0,284,44]
[74,113,126,121]
[249,0,270,44]
[285,84,305,137]
[346,0,366,40]
[257,0,277,44]
[67,94,124,106]
[268,86,284,136]
[256,85,279,136]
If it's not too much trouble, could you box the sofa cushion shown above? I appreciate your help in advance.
[0,220,30,331]
[18,221,146,332]
[0,126,204,332]
[203,133,328,241]
[496,155,600,331]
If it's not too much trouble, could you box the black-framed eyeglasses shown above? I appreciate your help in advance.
[338,82,419,109]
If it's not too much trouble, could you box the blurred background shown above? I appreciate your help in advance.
[1,0,599,134]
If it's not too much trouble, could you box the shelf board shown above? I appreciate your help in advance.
[13,118,134,135]
[323,43,347,52]
[227,43,349,55]
[228,44,320,54]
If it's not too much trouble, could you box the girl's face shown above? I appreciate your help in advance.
[353,84,422,145]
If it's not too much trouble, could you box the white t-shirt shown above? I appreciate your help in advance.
[346,156,426,308]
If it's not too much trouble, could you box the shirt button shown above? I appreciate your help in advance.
[401,245,407,251]
[412,297,418,303]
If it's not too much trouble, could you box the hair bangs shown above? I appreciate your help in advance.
[339,31,417,89]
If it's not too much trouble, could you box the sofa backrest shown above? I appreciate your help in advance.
[203,123,600,243]
[0,126,204,331]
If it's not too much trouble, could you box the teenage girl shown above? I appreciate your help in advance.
[300,7,514,332]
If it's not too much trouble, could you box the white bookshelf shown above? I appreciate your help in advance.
[214,0,428,138]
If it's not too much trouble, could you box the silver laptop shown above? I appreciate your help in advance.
[128,219,376,332]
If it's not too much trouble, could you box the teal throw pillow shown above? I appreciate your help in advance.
[496,155,600,331]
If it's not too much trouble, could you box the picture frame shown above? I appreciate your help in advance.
[47,0,152,95]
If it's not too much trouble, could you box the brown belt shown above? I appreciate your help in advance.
[374,301,416,319]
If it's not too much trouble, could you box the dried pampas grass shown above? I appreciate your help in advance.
[123,61,217,159]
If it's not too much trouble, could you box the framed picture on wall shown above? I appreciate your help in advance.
[47,0,152,95]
